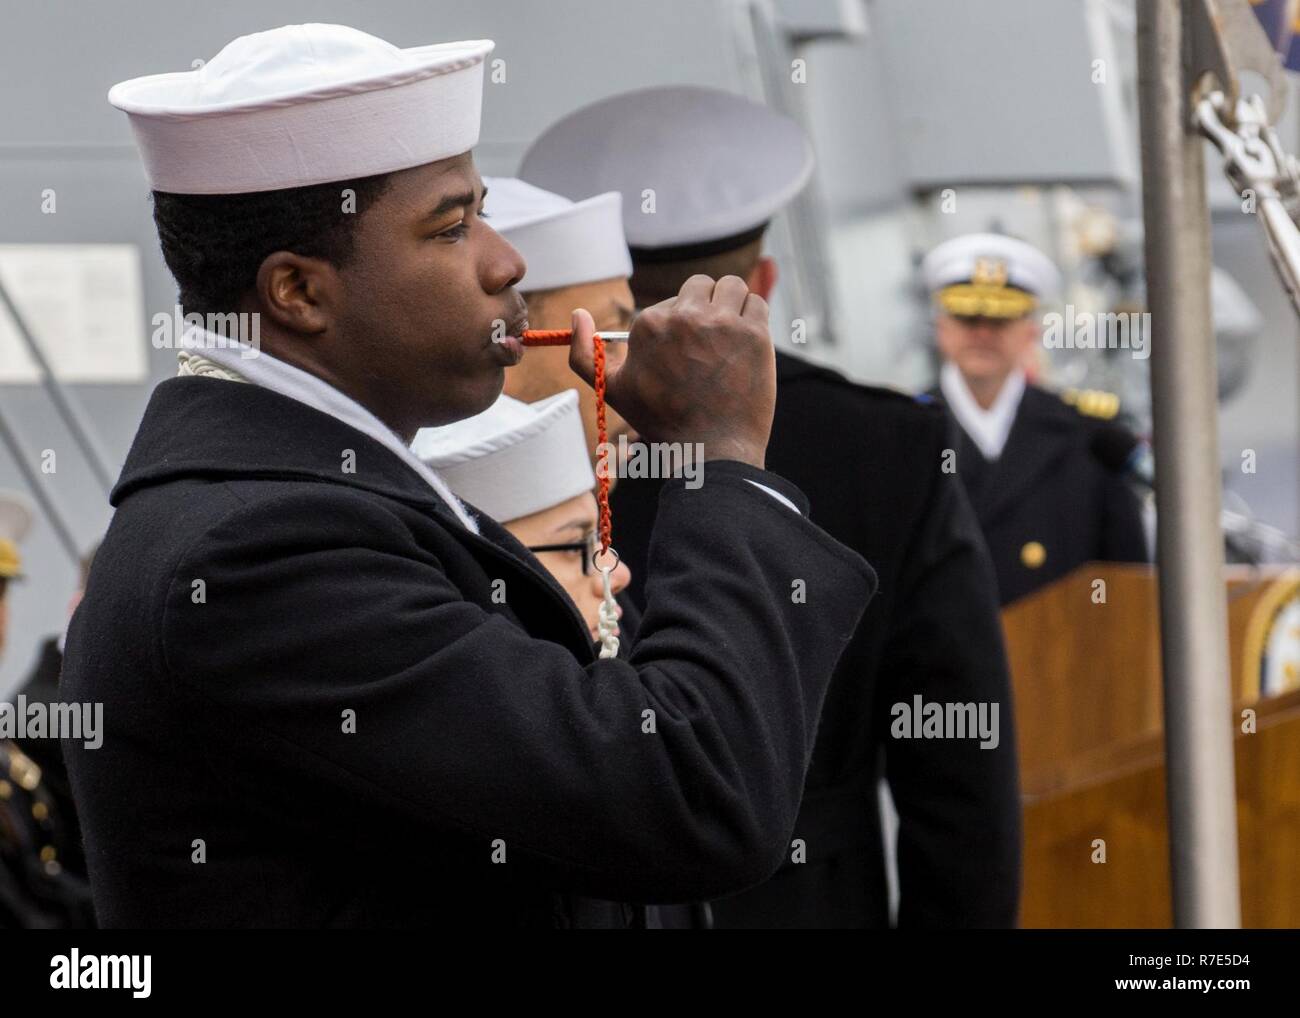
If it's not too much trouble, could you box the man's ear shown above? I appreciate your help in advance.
[747,255,778,300]
[255,252,336,334]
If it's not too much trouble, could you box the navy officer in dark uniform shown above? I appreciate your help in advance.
[522,86,1022,928]
[922,233,1148,606]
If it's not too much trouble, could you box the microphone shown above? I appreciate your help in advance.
[1091,424,1300,564]
[1090,423,1154,490]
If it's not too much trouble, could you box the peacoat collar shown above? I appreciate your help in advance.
[112,376,599,659]
[112,377,461,515]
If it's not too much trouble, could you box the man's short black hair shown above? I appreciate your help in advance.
[629,227,768,308]
[151,173,393,316]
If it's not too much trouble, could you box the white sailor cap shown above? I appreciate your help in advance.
[921,233,1062,319]
[519,86,814,259]
[484,177,631,293]
[109,24,494,195]
[411,390,595,523]
[0,489,34,581]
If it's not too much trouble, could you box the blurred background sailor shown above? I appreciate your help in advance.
[923,233,1148,605]
[413,389,633,647]
[482,177,635,466]
[0,491,32,662]
[0,490,93,927]
[521,84,1020,929]
[10,539,98,897]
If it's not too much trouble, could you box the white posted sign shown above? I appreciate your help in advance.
[0,244,146,383]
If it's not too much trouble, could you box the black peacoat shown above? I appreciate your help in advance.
[611,350,1023,928]
[60,375,875,928]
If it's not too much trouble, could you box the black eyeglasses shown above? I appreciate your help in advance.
[528,531,600,576]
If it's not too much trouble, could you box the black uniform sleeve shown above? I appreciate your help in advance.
[159,460,874,905]
[878,456,1023,928]
[1100,473,1149,564]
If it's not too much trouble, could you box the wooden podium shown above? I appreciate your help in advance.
[1002,564,1300,927]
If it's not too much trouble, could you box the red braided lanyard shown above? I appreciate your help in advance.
[520,330,612,558]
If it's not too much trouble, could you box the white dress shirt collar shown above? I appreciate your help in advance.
[183,335,480,534]
[939,362,1027,462]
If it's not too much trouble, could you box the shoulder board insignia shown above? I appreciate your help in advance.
[1061,387,1120,420]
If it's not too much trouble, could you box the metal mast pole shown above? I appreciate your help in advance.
[1136,0,1241,928]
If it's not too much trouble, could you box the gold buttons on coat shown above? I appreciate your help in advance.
[1021,541,1046,569]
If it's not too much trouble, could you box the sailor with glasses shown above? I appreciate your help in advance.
[414,389,634,649]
